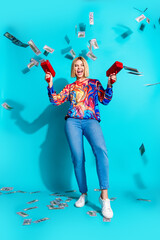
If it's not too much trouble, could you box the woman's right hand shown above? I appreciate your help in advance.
[45,72,53,88]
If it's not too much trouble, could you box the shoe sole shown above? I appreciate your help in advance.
[102,212,113,219]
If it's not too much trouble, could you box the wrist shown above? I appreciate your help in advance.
[107,84,112,88]
[48,82,53,88]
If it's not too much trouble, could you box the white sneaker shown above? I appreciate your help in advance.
[75,194,88,208]
[99,197,113,219]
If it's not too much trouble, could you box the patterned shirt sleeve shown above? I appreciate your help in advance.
[97,80,113,105]
[47,84,70,106]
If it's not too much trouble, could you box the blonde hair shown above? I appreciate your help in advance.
[71,56,89,78]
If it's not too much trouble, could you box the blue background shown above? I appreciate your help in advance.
[0,0,160,239]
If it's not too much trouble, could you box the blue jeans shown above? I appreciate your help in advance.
[65,118,109,193]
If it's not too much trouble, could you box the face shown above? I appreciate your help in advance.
[74,59,85,78]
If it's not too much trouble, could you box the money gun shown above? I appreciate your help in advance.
[41,60,56,82]
[106,61,123,84]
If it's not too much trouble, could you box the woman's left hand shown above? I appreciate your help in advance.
[108,73,117,87]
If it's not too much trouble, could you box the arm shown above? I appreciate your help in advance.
[47,84,70,106]
[97,73,116,105]
[45,72,70,106]
[97,80,113,105]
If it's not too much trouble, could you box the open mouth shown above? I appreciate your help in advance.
[77,70,83,74]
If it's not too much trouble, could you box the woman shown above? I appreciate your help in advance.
[45,56,116,219]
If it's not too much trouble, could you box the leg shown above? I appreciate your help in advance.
[83,119,113,218]
[83,119,109,193]
[101,189,108,200]
[65,118,88,194]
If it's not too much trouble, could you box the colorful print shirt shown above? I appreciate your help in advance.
[47,78,113,122]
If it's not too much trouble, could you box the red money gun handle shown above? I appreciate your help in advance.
[106,61,123,84]
[41,60,56,83]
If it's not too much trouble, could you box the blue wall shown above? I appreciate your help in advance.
[1,0,160,195]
